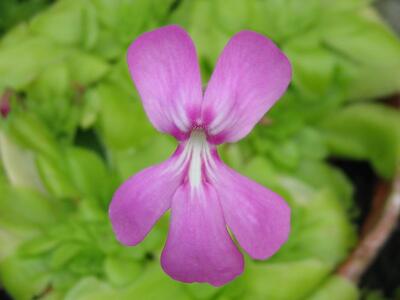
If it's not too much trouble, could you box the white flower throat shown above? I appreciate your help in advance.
[176,130,217,188]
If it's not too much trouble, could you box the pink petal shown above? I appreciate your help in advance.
[161,183,244,286]
[215,162,291,259]
[109,154,184,246]
[202,31,292,144]
[127,25,203,140]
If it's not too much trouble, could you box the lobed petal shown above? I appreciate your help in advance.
[214,162,291,259]
[109,154,184,246]
[161,183,244,286]
[202,30,292,144]
[127,25,203,140]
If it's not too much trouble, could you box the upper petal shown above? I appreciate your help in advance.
[161,183,244,286]
[202,31,292,143]
[127,25,203,140]
[109,152,184,246]
[214,162,291,259]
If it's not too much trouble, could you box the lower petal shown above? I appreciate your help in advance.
[215,163,291,260]
[161,183,244,286]
[109,155,183,246]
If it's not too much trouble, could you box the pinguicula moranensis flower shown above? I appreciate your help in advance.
[109,25,292,286]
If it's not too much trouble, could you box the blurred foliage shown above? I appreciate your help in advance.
[0,0,399,299]
[0,0,54,36]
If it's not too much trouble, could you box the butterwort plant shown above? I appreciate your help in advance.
[109,25,292,286]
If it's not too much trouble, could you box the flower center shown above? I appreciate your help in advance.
[187,130,208,188]
[170,129,217,188]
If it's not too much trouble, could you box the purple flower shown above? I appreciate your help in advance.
[109,25,292,286]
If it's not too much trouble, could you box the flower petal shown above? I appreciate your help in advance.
[202,31,292,143]
[161,183,244,286]
[109,154,184,246]
[215,163,291,259]
[127,25,203,140]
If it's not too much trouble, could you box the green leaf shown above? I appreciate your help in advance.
[65,146,113,204]
[67,51,109,85]
[0,183,58,228]
[92,29,123,60]
[307,276,359,300]
[25,61,82,141]
[250,0,321,42]
[93,0,175,47]
[0,0,52,36]
[291,190,355,264]
[29,0,84,46]
[284,38,337,97]
[65,277,114,300]
[50,242,83,269]
[0,36,67,89]
[170,0,230,70]
[104,255,142,287]
[36,153,78,198]
[0,23,30,47]
[18,235,58,257]
[5,111,61,161]
[239,156,280,190]
[213,0,252,35]
[80,87,102,129]
[293,160,354,210]
[268,139,301,170]
[81,2,99,50]
[293,127,329,161]
[0,255,50,300]
[28,62,70,101]
[120,264,190,300]
[184,281,227,300]
[321,14,400,100]
[94,83,155,151]
[0,131,46,192]
[245,259,331,300]
[273,179,356,265]
[113,135,175,180]
[319,104,400,178]
[0,224,37,262]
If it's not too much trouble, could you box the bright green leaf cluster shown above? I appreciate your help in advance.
[0,0,399,299]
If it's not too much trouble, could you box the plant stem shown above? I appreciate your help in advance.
[337,170,400,283]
